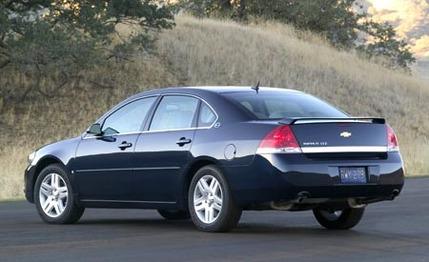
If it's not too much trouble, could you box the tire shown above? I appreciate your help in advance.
[188,165,242,232]
[157,209,190,220]
[313,207,365,230]
[34,164,84,224]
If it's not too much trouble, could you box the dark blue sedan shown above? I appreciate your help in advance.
[24,86,404,232]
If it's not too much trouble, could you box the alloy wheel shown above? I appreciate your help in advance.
[193,175,223,224]
[39,173,69,218]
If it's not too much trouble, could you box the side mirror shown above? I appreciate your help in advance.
[87,123,103,136]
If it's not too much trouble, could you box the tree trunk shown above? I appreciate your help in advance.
[237,0,246,20]
[219,0,232,12]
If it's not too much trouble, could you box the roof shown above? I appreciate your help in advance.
[183,86,303,94]
[133,86,304,98]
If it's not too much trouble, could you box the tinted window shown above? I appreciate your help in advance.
[150,96,199,131]
[102,97,156,135]
[223,91,346,119]
[198,103,216,128]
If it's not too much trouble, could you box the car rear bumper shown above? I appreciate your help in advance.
[225,152,404,206]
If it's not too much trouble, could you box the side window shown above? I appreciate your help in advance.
[150,96,199,131]
[102,97,156,135]
[198,103,216,128]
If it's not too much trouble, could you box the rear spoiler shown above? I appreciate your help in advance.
[279,117,386,125]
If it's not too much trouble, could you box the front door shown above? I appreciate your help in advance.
[73,96,157,200]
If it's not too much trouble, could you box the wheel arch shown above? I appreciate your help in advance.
[29,156,68,202]
[179,156,223,209]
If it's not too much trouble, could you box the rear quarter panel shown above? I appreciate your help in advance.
[190,121,276,167]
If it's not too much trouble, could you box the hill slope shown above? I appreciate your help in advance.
[0,16,428,200]
[157,16,429,174]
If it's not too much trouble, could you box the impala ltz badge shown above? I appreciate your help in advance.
[340,131,352,138]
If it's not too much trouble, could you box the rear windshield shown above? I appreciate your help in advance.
[223,91,347,119]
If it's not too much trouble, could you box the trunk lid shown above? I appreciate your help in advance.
[284,118,388,154]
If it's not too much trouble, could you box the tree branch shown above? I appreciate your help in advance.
[0,59,10,69]
[87,79,115,89]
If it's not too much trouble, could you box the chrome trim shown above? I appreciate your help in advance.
[301,146,387,153]
[82,93,219,139]
[80,199,176,204]
[388,147,399,152]
[143,126,210,134]
[75,166,181,173]
[135,167,180,171]
[83,127,214,140]
[256,147,302,154]
[294,119,373,124]
[257,146,388,154]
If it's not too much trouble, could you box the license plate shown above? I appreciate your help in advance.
[339,167,367,184]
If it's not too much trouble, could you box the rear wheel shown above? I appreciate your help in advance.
[34,164,84,224]
[188,165,242,232]
[157,209,190,220]
[313,207,365,230]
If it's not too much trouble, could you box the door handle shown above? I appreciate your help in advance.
[176,137,192,146]
[118,141,133,150]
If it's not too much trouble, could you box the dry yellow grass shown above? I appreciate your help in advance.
[0,54,178,199]
[0,15,428,200]
[0,149,27,200]
[158,16,429,175]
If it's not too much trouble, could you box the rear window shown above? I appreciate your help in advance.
[222,91,347,119]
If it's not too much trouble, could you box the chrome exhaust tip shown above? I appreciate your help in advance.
[296,191,310,203]
[347,198,367,209]
[391,189,400,199]
[270,201,294,211]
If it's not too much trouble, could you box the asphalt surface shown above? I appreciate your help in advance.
[1,178,428,262]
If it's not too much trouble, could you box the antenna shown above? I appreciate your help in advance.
[251,81,260,93]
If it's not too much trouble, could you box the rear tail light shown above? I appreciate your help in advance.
[386,124,399,152]
[257,125,301,154]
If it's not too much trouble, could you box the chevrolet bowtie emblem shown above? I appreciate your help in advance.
[340,131,352,138]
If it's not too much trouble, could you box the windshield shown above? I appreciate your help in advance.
[223,91,347,120]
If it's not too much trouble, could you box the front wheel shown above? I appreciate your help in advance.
[188,165,242,232]
[34,164,84,224]
[313,207,365,230]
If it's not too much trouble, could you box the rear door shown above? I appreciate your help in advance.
[73,96,157,200]
[133,95,200,202]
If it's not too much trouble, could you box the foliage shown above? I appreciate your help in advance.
[177,0,415,69]
[358,21,416,69]
[175,0,233,18]
[0,0,174,98]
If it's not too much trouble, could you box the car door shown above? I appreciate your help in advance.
[73,96,157,201]
[133,95,200,202]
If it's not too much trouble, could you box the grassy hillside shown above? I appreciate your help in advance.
[1,16,428,200]
[157,17,429,173]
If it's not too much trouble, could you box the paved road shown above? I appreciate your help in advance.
[1,178,428,262]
